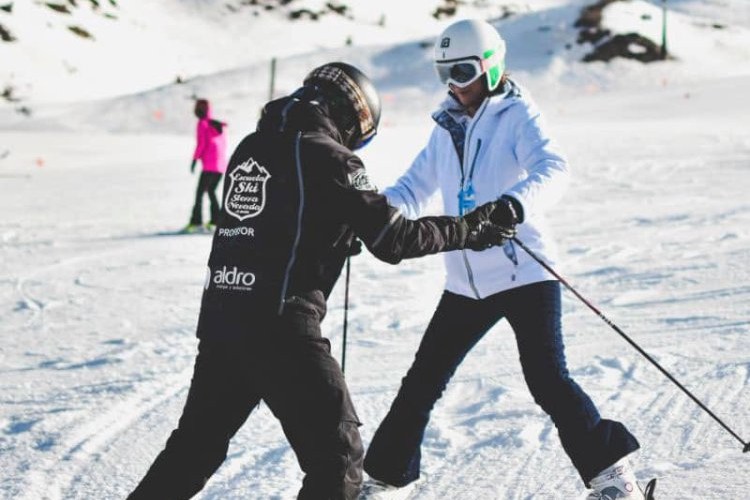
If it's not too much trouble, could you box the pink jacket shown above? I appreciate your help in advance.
[192,102,228,174]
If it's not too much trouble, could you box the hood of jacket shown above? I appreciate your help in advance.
[257,87,345,146]
[429,78,523,166]
[433,78,522,128]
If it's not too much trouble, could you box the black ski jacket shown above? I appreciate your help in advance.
[196,93,469,339]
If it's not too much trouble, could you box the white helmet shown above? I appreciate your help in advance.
[433,19,506,91]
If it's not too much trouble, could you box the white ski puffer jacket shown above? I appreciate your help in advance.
[383,81,569,299]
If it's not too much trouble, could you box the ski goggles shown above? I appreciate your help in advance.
[354,129,377,150]
[435,57,486,88]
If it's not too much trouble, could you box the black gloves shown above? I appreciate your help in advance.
[490,195,521,228]
[463,200,495,226]
[190,159,197,173]
[464,220,516,251]
[462,196,521,251]
[347,238,363,257]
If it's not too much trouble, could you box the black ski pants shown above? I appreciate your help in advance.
[363,280,640,487]
[190,171,223,226]
[128,316,363,499]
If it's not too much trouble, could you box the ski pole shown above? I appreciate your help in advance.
[341,256,351,375]
[512,236,750,453]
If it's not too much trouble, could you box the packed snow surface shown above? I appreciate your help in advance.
[1,1,749,498]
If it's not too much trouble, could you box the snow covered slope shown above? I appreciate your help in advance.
[1,1,749,499]
[0,0,558,105]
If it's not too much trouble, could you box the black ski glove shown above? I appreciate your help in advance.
[347,238,363,257]
[463,219,517,251]
[190,159,197,173]
[463,200,496,227]
[490,195,522,227]
[462,198,520,251]
[464,197,520,228]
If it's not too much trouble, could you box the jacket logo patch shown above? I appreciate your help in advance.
[348,169,376,191]
[225,158,271,221]
[206,265,256,292]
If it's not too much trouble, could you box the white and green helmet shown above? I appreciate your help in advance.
[433,19,506,91]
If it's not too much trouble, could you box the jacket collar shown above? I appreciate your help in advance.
[432,78,522,127]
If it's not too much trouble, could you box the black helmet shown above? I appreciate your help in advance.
[303,62,381,150]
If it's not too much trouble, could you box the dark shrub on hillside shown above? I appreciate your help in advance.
[583,33,664,62]
[2,85,20,102]
[289,9,318,20]
[577,27,610,45]
[326,2,347,16]
[68,25,94,39]
[576,0,668,62]
[575,0,621,28]
[45,2,72,14]
[0,22,15,41]
[432,0,457,20]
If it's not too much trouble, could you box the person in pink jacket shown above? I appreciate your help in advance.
[186,98,228,232]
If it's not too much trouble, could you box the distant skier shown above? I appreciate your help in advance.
[127,62,512,500]
[361,19,648,499]
[184,98,227,233]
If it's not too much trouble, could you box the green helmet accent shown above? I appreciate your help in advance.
[482,48,505,91]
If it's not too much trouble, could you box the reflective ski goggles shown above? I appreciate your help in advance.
[355,129,377,150]
[435,57,485,88]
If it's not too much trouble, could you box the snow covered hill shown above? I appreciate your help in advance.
[2,0,748,110]
[0,0,546,105]
[1,1,749,499]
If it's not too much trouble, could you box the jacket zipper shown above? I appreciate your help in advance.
[460,102,488,299]
[278,132,306,314]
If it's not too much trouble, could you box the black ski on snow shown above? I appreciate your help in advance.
[643,478,657,499]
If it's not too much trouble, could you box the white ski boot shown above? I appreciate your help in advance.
[585,458,655,499]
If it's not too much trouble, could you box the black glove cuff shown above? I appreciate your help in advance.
[499,195,523,224]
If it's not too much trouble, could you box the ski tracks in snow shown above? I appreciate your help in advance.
[395,355,648,499]
[0,209,212,498]
[17,363,194,500]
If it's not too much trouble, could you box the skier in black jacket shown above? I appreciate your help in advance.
[127,62,516,500]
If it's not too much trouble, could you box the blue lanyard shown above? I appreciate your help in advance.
[458,138,482,215]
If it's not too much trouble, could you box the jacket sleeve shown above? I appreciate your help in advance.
[335,155,467,265]
[192,120,208,161]
[382,128,441,219]
[503,101,570,222]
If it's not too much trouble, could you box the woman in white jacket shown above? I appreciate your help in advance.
[362,19,645,499]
